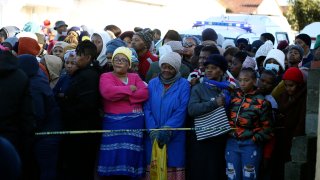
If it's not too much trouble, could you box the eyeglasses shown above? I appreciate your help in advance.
[113,57,129,64]
[183,42,195,48]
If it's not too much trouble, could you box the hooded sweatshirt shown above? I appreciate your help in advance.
[0,51,34,147]
[91,32,111,66]
[43,55,63,88]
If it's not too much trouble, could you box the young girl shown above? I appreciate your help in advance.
[225,68,272,180]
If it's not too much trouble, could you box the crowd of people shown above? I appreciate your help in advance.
[0,19,320,180]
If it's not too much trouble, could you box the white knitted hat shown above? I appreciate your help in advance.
[159,52,181,72]
[255,40,273,59]
[263,49,285,70]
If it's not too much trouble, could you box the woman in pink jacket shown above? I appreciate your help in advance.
[98,47,149,179]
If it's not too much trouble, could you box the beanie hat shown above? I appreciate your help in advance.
[53,41,69,50]
[79,31,90,42]
[204,54,228,72]
[165,41,183,52]
[282,67,304,84]
[255,40,273,59]
[67,26,81,37]
[222,39,235,49]
[112,47,132,67]
[159,52,181,72]
[183,35,201,46]
[263,49,285,71]
[277,40,289,50]
[296,33,311,47]
[314,34,320,50]
[242,56,257,69]
[43,19,51,26]
[106,38,127,54]
[18,54,39,77]
[135,28,154,49]
[18,37,40,56]
[202,28,218,41]
[64,49,76,61]
[288,45,304,59]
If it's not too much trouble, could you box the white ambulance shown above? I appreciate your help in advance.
[179,13,295,48]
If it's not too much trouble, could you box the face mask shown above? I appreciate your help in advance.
[265,63,280,72]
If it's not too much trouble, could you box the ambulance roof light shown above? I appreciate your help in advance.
[193,21,252,33]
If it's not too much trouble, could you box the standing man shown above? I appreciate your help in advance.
[131,28,158,80]
[295,33,314,67]
[54,20,68,40]
[59,40,101,180]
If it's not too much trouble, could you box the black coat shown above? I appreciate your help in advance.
[60,64,102,131]
[0,51,34,149]
[58,63,102,179]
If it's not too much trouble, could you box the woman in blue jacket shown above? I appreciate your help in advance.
[144,52,190,180]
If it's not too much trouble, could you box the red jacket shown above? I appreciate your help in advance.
[138,50,157,80]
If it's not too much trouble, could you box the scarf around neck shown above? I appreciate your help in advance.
[159,72,181,85]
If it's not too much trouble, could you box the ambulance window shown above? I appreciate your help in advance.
[275,32,289,43]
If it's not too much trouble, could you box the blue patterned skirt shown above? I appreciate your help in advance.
[97,113,145,177]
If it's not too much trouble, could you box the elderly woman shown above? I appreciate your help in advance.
[144,52,190,179]
[98,47,149,179]
[187,54,232,180]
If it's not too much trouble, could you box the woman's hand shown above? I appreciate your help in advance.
[130,85,137,92]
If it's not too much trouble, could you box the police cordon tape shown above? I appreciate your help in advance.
[35,127,238,136]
